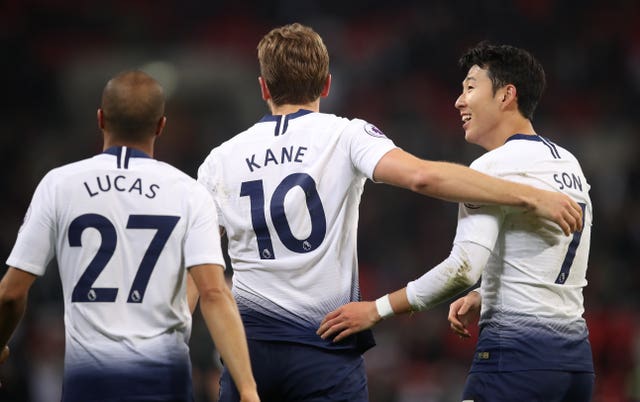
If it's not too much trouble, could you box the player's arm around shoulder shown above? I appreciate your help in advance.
[188,264,258,400]
[372,149,582,235]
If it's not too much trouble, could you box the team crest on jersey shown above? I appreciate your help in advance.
[364,123,387,138]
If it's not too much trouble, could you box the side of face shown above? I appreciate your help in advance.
[454,65,506,150]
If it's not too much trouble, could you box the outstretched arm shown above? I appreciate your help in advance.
[189,264,259,402]
[0,268,37,367]
[318,242,489,342]
[373,149,582,235]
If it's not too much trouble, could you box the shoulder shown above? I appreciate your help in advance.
[470,139,540,174]
[344,118,389,138]
[329,118,395,155]
[153,161,213,205]
[39,156,98,186]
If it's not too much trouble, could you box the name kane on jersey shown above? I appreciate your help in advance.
[245,145,308,172]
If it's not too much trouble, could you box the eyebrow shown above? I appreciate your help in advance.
[462,76,477,85]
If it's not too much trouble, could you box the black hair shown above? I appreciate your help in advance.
[459,42,546,120]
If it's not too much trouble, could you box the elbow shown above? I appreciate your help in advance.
[455,263,482,289]
[458,271,479,289]
[0,288,28,312]
[197,285,233,306]
[407,167,443,195]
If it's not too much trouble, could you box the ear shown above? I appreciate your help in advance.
[97,108,105,129]
[320,74,331,98]
[258,76,271,101]
[500,84,517,104]
[155,116,167,137]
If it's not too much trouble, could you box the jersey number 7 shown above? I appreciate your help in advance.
[555,203,586,284]
[69,214,179,303]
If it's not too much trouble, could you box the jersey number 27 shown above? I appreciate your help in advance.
[69,214,179,303]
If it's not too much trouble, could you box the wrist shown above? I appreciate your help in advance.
[375,294,394,320]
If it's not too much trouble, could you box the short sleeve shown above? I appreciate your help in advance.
[340,119,397,180]
[196,150,224,225]
[6,173,57,275]
[183,182,226,269]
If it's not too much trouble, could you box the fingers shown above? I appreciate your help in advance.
[332,328,355,343]
[571,200,583,232]
[317,307,352,340]
[318,309,340,329]
[316,316,351,342]
[564,196,583,234]
[448,298,472,337]
[559,218,571,237]
[450,322,471,338]
[316,314,340,338]
[448,302,465,330]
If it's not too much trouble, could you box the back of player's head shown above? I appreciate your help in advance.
[101,70,165,141]
[459,42,546,120]
[257,23,329,106]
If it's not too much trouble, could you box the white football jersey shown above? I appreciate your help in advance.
[7,146,225,401]
[198,110,396,351]
[454,134,593,372]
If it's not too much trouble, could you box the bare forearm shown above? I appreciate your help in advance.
[0,293,27,349]
[199,289,256,394]
[374,150,581,235]
[375,149,536,207]
[415,160,537,207]
[0,268,35,349]
[186,272,199,314]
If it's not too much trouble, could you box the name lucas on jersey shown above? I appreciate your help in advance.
[84,175,159,198]
[245,145,308,172]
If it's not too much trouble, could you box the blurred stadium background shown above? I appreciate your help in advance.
[1,0,639,401]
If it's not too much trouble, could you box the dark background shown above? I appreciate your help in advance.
[1,0,639,401]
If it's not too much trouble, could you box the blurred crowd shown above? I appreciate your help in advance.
[1,0,639,401]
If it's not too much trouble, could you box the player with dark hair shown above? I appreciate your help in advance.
[319,42,594,402]
[198,24,583,402]
[0,71,259,402]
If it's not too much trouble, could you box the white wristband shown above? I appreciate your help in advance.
[375,294,394,319]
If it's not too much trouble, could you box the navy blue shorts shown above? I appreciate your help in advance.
[462,370,594,402]
[218,339,368,402]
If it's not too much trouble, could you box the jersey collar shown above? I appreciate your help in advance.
[505,133,542,143]
[258,109,314,123]
[103,146,152,159]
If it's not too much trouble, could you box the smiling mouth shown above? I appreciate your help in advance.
[461,114,471,127]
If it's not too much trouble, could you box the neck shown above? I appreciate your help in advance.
[485,115,536,151]
[269,99,320,115]
[103,135,155,157]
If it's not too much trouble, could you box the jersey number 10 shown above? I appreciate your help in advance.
[241,173,326,259]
